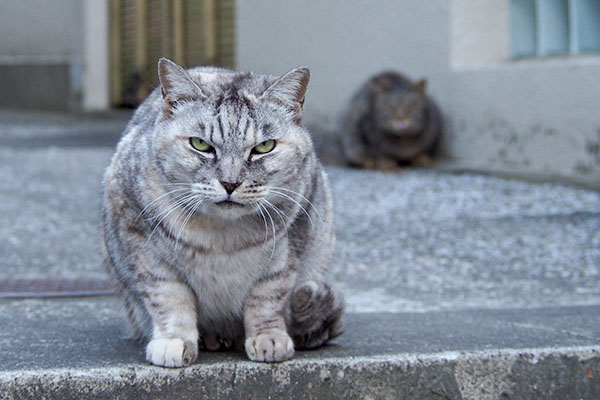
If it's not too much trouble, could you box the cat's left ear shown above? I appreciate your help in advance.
[413,79,427,96]
[158,58,206,112]
[261,67,310,122]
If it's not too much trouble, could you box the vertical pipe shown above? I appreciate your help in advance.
[110,0,122,106]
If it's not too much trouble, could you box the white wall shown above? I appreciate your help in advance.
[237,0,451,130]
[0,0,83,61]
[0,0,109,111]
[236,0,600,184]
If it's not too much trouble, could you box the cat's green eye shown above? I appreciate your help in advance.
[252,139,276,154]
[189,137,213,152]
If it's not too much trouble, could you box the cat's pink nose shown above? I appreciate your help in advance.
[220,181,241,195]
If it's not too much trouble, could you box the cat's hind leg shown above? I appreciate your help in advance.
[288,281,344,349]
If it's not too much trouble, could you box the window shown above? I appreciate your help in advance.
[511,0,600,58]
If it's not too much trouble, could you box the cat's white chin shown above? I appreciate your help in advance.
[204,201,253,220]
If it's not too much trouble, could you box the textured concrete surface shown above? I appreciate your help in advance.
[1,109,600,398]
[0,134,598,311]
[0,298,599,399]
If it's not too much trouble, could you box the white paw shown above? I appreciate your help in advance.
[145,338,197,368]
[245,331,295,362]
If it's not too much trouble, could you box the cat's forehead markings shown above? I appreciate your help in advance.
[196,72,219,83]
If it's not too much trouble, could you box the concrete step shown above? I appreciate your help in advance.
[1,297,599,399]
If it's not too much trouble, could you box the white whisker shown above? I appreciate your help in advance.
[136,187,189,220]
[269,186,324,222]
[174,195,205,256]
[261,199,288,238]
[269,190,315,230]
[143,192,198,247]
[145,192,196,224]
[254,201,269,245]
[258,201,277,263]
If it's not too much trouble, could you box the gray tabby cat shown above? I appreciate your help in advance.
[340,71,441,169]
[102,58,343,367]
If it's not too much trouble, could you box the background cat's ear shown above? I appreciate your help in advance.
[262,67,310,122]
[158,58,206,112]
[413,79,427,96]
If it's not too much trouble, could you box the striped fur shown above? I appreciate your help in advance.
[102,58,343,367]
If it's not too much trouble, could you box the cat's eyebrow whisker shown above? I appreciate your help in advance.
[269,186,324,223]
[268,190,315,230]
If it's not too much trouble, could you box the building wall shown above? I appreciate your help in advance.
[0,0,108,111]
[236,0,600,184]
[0,0,83,59]
[236,0,450,130]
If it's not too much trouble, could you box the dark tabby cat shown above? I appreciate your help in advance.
[340,71,442,169]
[102,58,343,367]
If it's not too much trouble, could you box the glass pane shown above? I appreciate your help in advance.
[536,0,569,55]
[511,0,537,57]
[572,0,600,52]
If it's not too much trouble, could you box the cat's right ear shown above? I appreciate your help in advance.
[413,79,427,96]
[158,58,206,113]
[261,67,310,123]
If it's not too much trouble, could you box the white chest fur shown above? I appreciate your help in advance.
[178,236,284,332]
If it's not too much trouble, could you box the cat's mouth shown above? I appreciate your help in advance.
[215,200,245,207]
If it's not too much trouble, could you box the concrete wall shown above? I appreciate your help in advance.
[0,0,108,111]
[236,0,600,184]
[0,0,83,59]
[0,0,83,111]
[237,0,450,130]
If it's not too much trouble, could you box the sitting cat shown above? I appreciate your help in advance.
[102,58,344,367]
[340,71,442,169]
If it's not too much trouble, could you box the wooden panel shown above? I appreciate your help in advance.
[216,0,235,67]
[110,0,236,107]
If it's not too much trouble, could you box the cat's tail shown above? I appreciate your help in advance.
[288,281,345,349]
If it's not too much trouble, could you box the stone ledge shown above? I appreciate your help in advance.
[1,299,599,399]
[2,347,599,399]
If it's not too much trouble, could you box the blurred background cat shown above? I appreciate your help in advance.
[340,72,442,169]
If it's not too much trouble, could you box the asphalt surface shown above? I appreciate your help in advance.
[0,122,598,312]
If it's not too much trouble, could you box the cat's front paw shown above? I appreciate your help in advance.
[245,331,294,362]
[146,338,198,367]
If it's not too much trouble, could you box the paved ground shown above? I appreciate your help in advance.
[1,109,599,398]
[1,127,598,311]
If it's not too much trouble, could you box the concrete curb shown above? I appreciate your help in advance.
[2,347,599,400]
